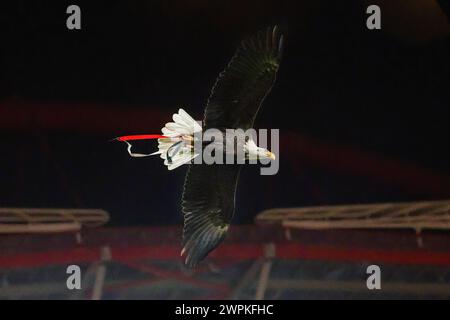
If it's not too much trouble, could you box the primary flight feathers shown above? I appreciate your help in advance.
[204,25,284,130]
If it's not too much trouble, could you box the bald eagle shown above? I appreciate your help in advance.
[117,26,284,267]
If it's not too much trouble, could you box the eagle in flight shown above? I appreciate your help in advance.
[117,26,284,267]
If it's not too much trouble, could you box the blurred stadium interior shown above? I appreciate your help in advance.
[1,100,449,299]
[1,201,450,300]
[1,0,450,300]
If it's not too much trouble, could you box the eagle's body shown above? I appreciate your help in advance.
[118,26,284,268]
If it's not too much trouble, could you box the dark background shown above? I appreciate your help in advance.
[1,0,450,226]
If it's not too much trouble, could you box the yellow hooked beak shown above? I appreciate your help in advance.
[266,151,276,160]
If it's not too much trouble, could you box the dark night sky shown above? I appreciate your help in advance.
[1,0,450,226]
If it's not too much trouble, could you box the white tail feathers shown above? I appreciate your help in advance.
[155,109,202,170]
[162,108,202,137]
[120,109,201,170]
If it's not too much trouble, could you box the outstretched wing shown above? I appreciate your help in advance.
[204,26,284,130]
[181,164,241,268]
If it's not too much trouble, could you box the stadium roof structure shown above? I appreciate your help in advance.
[257,200,450,247]
[1,202,450,299]
[0,208,109,234]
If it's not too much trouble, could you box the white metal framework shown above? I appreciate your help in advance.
[0,208,109,234]
[256,200,450,232]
